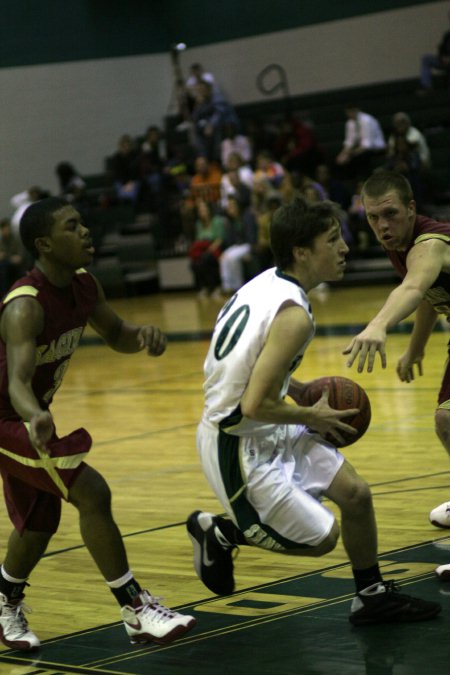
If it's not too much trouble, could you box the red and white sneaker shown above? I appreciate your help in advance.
[0,592,40,651]
[120,590,196,645]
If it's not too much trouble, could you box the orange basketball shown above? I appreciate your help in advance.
[294,375,371,447]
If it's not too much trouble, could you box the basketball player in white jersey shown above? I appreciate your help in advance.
[187,197,440,625]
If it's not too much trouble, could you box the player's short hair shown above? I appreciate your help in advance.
[270,197,344,269]
[361,170,414,207]
[20,197,69,258]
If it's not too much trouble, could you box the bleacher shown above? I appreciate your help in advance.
[84,76,450,295]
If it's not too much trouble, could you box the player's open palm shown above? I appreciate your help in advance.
[343,324,387,373]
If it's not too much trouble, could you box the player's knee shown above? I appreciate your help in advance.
[69,466,112,513]
[340,476,373,517]
[435,408,450,445]
[315,520,340,555]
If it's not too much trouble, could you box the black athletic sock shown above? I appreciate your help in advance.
[0,568,28,601]
[215,516,248,546]
[110,578,143,607]
[352,564,383,594]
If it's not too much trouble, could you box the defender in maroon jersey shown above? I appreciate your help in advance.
[343,170,450,582]
[0,198,195,651]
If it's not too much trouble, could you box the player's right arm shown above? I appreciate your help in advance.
[343,238,446,372]
[0,297,54,452]
[240,304,358,444]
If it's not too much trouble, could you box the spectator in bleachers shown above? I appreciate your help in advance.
[138,126,168,213]
[272,115,323,176]
[279,170,327,204]
[190,155,222,204]
[108,134,141,205]
[0,218,25,295]
[55,162,86,201]
[314,163,351,210]
[384,135,426,211]
[220,152,253,209]
[221,122,253,168]
[10,187,50,235]
[254,150,285,187]
[387,112,430,169]
[188,198,226,298]
[219,196,258,294]
[185,63,219,98]
[335,105,386,180]
[418,11,450,93]
[191,81,239,162]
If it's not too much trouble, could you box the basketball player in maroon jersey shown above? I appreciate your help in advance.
[343,170,450,580]
[0,197,195,651]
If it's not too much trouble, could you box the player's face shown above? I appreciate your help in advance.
[308,221,349,283]
[45,205,94,268]
[363,191,416,251]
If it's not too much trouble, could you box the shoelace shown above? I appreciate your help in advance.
[139,596,178,621]
[4,601,32,634]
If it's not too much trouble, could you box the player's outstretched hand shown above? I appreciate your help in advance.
[137,325,168,356]
[342,325,387,373]
[396,352,424,382]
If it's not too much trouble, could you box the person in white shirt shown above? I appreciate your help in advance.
[336,105,386,179]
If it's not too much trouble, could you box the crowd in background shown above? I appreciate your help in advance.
[0,61,435,299]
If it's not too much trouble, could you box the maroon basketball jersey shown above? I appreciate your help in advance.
[0,267,98,415]
[386,215,450,316]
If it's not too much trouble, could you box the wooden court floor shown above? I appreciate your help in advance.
[1,283,450,674]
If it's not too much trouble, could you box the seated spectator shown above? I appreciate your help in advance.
[219,196,258,293]
[253,150,285,187]
[250,189,280,275]
[188,199,226,298]
[220,152,253,209]
[221,122,253,168]
[347,180,377,254]
[418,10,450,92]
[279,170,327,204]
[384,136,426,210]
[314,163,351,210]
[387,112,430,169]
[190,155,222,205]
[10,186,50,234]
[272,115,323,176]
[55,162,86,202]
[335,105,386,180]
[138,126,168,213]
[107,134,141,205]
[191,81,239,162]
[0,218,26,295]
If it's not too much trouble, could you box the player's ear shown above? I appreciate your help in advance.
[293,246,307,262]
[407,199,416,217]
[35,236,52,255]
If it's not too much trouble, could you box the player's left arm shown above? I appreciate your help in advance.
[343,238,447,372]
[397,299,438,382]
[88,278,167,356]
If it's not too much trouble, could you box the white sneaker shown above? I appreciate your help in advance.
[0,592,40,651]
[429,502,450,528]
[120,590,196,645]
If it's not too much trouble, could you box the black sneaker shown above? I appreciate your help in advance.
[349,581,442,626]
[186,511,236,595]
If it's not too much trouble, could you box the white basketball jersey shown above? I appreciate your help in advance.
[203,267,315,434]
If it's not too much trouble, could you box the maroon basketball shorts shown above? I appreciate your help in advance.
[0,419,92,533]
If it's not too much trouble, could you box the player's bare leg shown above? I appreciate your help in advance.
[68,465,129,580]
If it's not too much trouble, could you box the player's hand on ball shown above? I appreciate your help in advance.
[137,326,167,356]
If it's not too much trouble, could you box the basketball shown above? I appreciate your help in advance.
[293,375,371,447]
